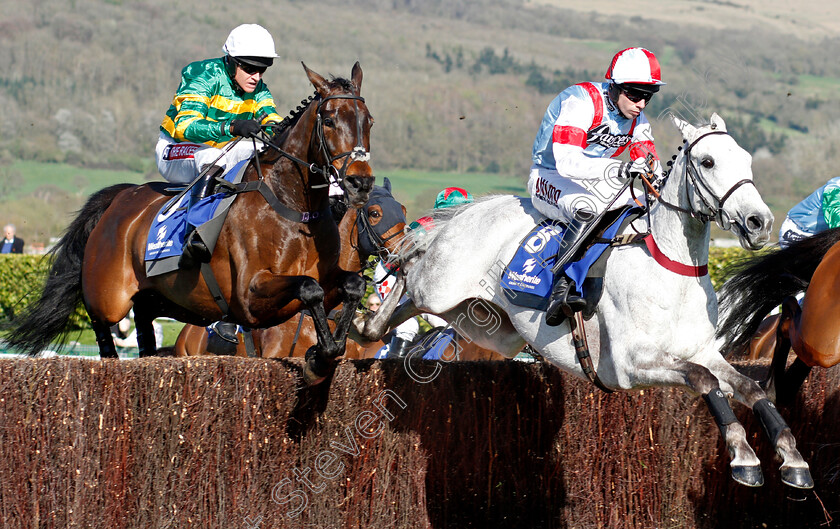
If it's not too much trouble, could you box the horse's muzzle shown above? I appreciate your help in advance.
[737,210,774,250]
[344,175,374,207]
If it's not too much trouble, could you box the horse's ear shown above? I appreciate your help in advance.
[670,113,697,142]
[351,61,363,95]
[302,61,329,95]
[709,112,727,132]
[383,177,391,193]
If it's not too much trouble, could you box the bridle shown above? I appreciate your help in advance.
[253,93,370,195]
[654,130,755,233]
[312,94,370,192]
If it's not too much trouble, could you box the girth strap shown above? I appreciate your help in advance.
[234,180,330,224]
[571,312,613,393]
[200,261,230,315]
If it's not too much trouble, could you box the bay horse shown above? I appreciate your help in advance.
[6,62,374,384]
[718,227,840,404]
[174,178,407,359]
[356,113,814,489]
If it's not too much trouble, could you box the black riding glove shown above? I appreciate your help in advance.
[228,119,262,138]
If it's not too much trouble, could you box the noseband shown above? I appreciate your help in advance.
[656,130,755,231]
[313,94,370,192]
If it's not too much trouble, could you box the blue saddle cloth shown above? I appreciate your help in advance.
[144,160,248,275]
[501,208,638,310]
[375,327,458,360]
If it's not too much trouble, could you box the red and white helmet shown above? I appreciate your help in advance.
[605,47,665,86]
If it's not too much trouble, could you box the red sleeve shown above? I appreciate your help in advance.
[630,140,659,161]
[552,125,587,149]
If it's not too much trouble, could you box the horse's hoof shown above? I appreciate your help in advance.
[301,346,331,386]
[731,465,764,487]
[781,466,814,489]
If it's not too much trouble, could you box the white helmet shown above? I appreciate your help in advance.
[222,24,278,67]
[605,47,665,86]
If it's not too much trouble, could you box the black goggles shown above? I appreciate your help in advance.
[621,87,654,104]
[234,59,267,76]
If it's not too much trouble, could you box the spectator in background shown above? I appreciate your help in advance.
[1,224,24,254]
[111,314,164,349]
[366,294,382,312]
[0,224,23,253]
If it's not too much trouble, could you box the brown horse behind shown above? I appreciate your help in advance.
[174,318,506,361]
[718,228,840,403]
[7,63,375,384]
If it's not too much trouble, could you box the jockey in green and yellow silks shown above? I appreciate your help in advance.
[155,23,283,268]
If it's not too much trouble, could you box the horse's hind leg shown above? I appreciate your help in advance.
[765,296,800,403]
[92,320,118,359]
[134,317,157,357]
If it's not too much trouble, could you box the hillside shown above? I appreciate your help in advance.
[2,0,840,244]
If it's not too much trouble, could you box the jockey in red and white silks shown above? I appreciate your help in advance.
[529,47,665,223]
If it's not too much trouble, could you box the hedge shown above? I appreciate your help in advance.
[0,255,89,329]
[0,356,835,528]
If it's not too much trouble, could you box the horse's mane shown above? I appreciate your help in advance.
[267,76,357,148]
[717,227,840,354]
[394,195,505,265]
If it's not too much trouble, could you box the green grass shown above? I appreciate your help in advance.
[6,161,146,200]
[59,319,186,348]
[377,169,527,197]
[376,169,528,220]
[794,74,840,97]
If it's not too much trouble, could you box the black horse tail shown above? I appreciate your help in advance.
[5,184,134,356]
[717,227,840,355]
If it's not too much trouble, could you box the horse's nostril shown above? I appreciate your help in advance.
[348,176,373,194]
[746,215,762,232]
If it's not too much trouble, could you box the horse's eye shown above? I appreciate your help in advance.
[369,210,381,218]
[701,157,715,169]
[323,117,334,127]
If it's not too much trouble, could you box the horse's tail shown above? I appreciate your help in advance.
[5,184,134,356]
[717,227,840,354]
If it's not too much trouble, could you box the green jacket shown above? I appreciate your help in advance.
[160,57,282,148]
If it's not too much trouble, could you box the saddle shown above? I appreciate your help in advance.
[501,205,645,319]
[145,159,250,277]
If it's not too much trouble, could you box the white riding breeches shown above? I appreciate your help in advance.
[155,132,264,184]
[527,164,637,223]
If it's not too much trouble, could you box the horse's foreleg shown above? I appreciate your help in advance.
[329,272,367,353]
[294,278,339,358]
[704,353,813,490]
[631,358,763,487]
[92,320,118,359]
[350,273,408,343]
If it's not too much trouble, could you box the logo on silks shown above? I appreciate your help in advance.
[501,220,565,308]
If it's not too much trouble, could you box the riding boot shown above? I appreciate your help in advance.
[545,209,597,327]
[209,321,239,344]
[386,336,412,359]
[180,166,223,268]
